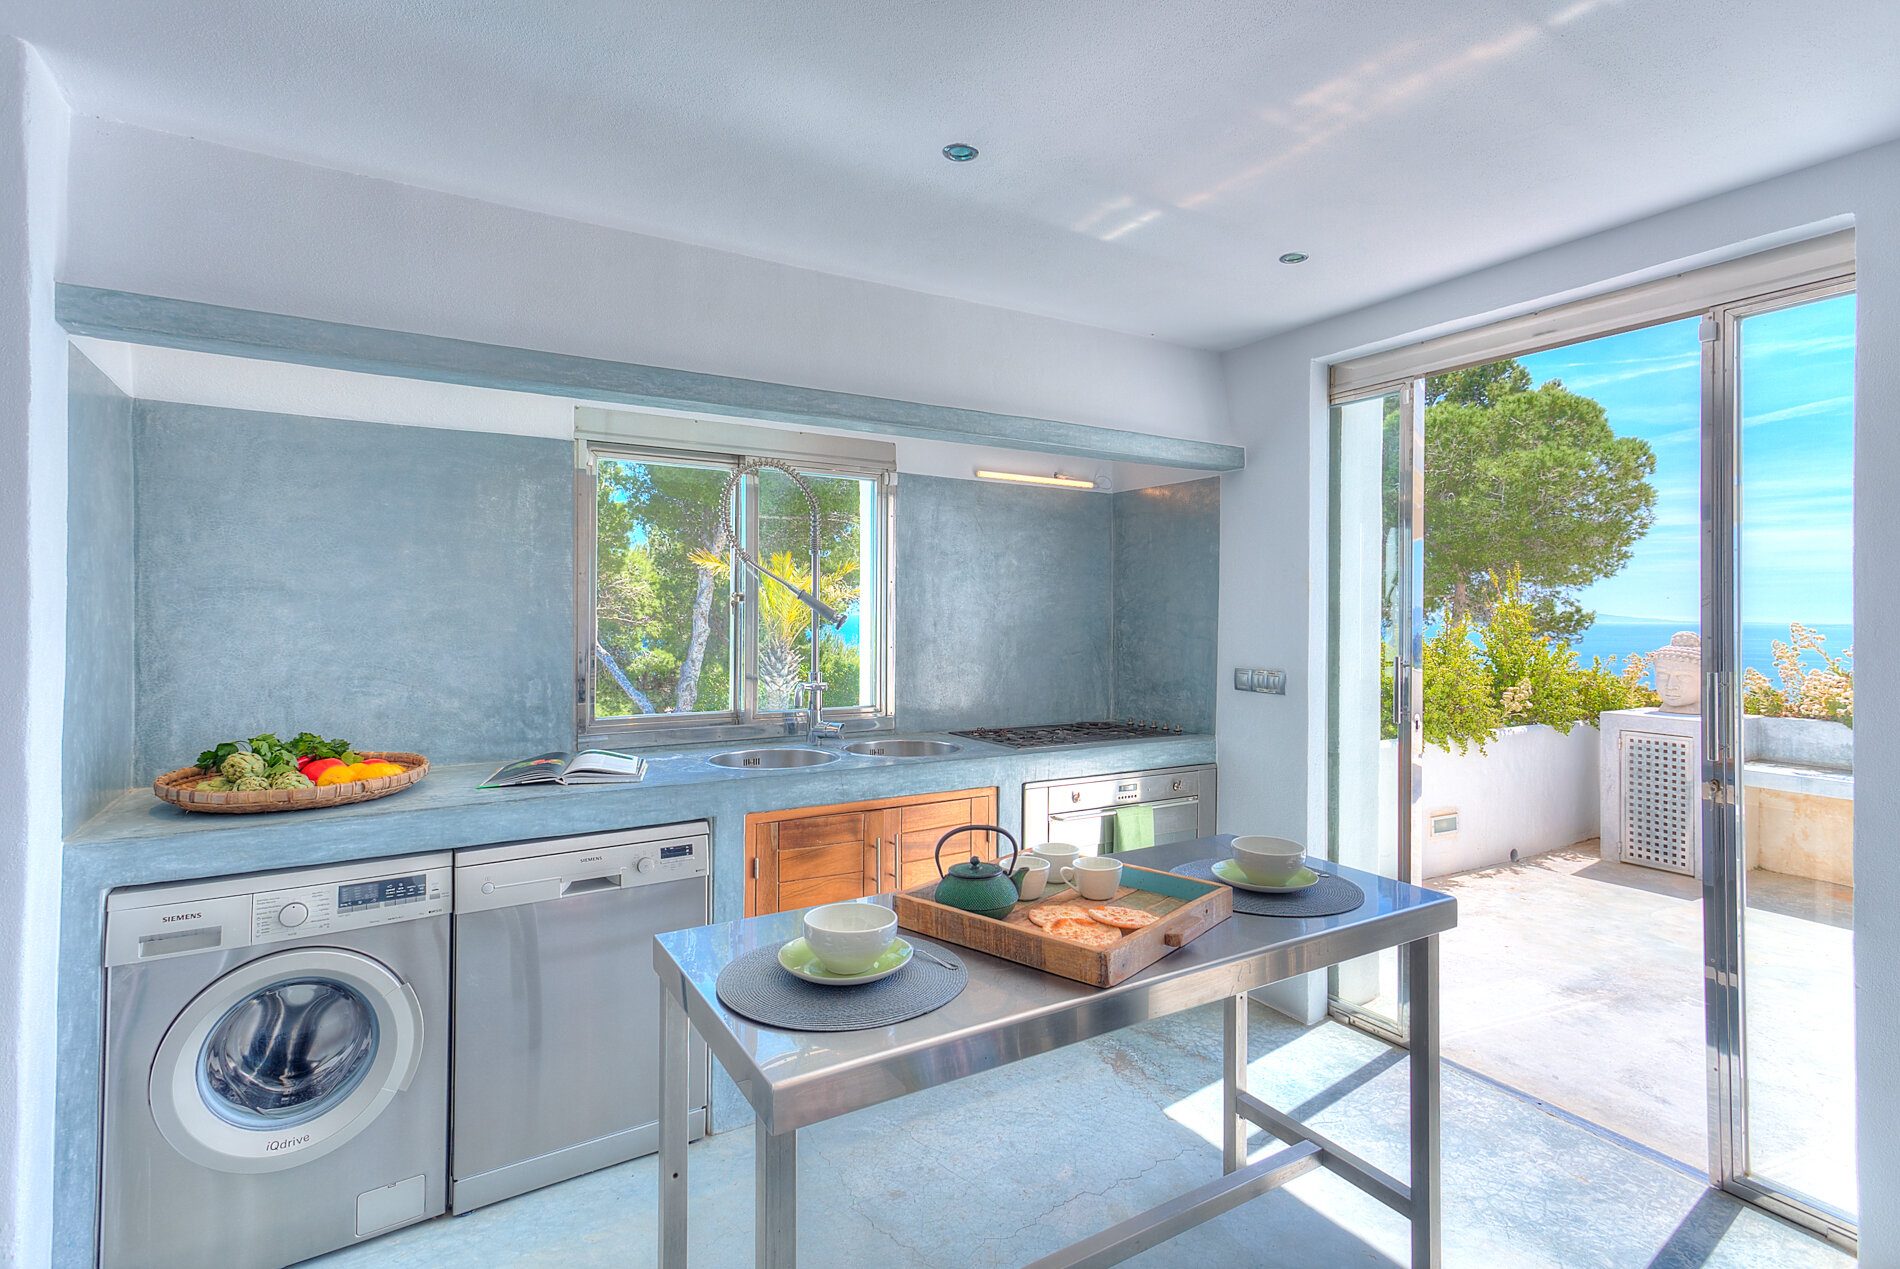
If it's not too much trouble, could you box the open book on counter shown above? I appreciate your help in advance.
[479,750,649,788]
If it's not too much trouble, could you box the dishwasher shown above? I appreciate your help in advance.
[450,821,710,1212]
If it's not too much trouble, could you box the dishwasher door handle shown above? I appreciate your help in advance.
[1048,795,1200,822]
[561,872,626,897]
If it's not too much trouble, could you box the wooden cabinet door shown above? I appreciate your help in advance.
[755,810,876,916]
[746,786,999,915]
[895,789,1000,892]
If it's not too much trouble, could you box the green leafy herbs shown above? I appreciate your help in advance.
[195,731,357,772]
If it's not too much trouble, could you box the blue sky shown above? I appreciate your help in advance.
[1516,293,1856,627]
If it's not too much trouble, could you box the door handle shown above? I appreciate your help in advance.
[561,872,625,897]
[1049,796,1200,822]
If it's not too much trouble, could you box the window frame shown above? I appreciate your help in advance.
[576,434,896,748]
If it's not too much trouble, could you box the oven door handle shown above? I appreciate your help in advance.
[1048,795,1200,823]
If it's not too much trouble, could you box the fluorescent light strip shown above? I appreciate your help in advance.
[974,469,1097,490]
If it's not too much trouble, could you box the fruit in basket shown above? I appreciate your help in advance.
[233,774,271,792]
[315,764,359,788]
[359,761,404,779]
[220,752,267,782]
[301,757,344,782]
[194,777,234,792]
[269,770,315,790]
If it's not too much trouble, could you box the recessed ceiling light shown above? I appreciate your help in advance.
[1279,252,1309,264]
[942,143,979,162]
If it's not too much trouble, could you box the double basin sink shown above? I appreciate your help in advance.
[705,738,962,769]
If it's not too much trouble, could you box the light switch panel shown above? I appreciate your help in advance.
[1233,667,1287,695]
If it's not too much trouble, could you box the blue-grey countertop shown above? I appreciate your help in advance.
[52,730,1214,1269]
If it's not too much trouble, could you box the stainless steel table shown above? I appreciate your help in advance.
[654,836,1457,1268]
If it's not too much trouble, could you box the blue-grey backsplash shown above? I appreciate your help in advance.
[63,352,137,832]
[897,474,1114,731]
[1112,478,1219,735]
[130,403,575,783]
[66,396,1219,813]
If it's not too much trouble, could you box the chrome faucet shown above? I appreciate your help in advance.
[712,458,849,742]
[798,680,843,742]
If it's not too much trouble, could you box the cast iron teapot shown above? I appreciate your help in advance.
[932,824,1021,920]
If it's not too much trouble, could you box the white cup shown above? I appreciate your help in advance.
[1230,835,1307,886]
[1030,843,1081,881]
[802,902,898,976]
[1012,856,1051,901]
[1060,856,1123,901]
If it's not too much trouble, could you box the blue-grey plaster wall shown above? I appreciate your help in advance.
[1112,477,1220,734]
[896,473,1113,731]
[131,402,573,780]
[62,350,136,833]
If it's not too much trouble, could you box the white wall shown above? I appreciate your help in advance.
[1216,138,1900,1257]
[0,37,67,1269]
[1418,726,1601,878]
[61,119,1232,448]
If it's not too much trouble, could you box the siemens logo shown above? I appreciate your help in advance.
[160,912,203,923]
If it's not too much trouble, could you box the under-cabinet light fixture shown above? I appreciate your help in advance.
[974,469,1097,490]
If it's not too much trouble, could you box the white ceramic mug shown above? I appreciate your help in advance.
[1030,843,1081,881]
[1060,856,1123,901]
[1230,835,1307,886]
[803,902,898,975]
[1012,856,1051,901]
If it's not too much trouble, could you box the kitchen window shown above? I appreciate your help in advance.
[575,410,895,744]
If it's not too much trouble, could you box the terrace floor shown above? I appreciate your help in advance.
[1431,841,1857,1215]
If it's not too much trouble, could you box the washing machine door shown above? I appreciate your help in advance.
[149,946,425,1173]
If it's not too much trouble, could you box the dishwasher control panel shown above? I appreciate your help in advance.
[453,821,710,914]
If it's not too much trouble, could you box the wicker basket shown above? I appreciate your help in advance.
[153,752,429,814]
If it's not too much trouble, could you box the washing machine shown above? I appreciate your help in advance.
[100,854,451,1269]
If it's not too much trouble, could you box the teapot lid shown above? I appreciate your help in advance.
[947,856,1003,880]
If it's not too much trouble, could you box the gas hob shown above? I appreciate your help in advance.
[948,720,1185,749]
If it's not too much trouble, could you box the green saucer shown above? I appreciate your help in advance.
[1213,859,1321,893]
[778,936,913,986]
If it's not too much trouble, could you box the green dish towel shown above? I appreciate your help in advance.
[1113,804,1155,853]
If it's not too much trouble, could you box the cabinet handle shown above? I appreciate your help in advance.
[875,836,885,893]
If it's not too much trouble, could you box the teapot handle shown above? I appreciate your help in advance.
[933,824,1020,878]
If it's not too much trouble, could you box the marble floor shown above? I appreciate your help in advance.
[310,1001,1847,1269]
[1433,842,1857,1210]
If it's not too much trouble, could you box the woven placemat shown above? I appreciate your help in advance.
[715,941,968,1032]
[1171,858,1366,918]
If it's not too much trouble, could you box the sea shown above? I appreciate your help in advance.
[1566,615,1852,681]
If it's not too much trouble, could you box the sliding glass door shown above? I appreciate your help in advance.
[1328,384,1424,1041]
[1705,283,1858,1244]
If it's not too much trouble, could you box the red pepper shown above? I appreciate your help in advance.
[302,757,344,782]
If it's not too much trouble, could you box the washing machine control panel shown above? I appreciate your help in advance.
[252,866,449,942]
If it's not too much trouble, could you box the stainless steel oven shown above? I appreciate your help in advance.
[1023,764,1217,855]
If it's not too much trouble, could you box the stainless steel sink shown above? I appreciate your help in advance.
[707,747,841,769]
[843,739,963,758]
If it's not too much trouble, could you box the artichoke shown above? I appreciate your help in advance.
[220,752,267,782]
[233,774,271,792]
[194,777,234,792]
[269,770,314,790]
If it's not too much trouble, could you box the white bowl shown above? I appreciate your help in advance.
[802,902,899,976]
[1231,835,1307,886]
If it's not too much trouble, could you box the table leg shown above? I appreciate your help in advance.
[660,983,691,1269]
[1222,993,1249,1174]
[1407,935,1441,1269]
[756,1119,798,1268]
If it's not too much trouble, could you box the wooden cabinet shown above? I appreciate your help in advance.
[745,786,1000,917]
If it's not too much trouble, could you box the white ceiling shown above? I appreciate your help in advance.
[16,0,1900,349]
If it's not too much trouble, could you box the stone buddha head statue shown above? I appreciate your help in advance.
[1651,631,1701,714]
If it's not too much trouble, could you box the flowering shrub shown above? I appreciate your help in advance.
[1743,623,1853,727]
[1396,571,1659,754]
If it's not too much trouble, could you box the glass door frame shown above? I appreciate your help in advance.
[1326,379,1426,1046]
[1701,275,1858,1250]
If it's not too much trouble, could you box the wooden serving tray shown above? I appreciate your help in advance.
[893,864,1233,988]
[153,752,428,814]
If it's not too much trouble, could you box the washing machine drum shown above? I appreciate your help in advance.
[150,947,425,1173]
